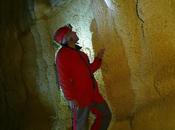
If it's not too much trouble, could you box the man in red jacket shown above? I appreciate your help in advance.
[54,24,111,130]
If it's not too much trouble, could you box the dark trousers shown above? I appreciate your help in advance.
[69,101,112,130]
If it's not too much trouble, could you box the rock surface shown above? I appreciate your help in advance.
[1,0,175,130]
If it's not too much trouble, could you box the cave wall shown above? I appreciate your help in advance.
[1,0,175,130]
[32,0,175,129]
[0,0,59,130]
[90,0,175,130]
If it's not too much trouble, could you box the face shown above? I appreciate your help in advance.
[70,31,79,43]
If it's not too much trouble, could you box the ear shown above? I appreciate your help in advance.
[62,32,72,44]
[66,33,74,42]
[69,37,74,41]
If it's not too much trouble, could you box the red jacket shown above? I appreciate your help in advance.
[56,46,104,107]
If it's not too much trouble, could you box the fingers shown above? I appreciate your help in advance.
[101,48,105,52]
[97,48,105,59]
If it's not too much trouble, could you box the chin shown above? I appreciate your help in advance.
[76,39,79,43]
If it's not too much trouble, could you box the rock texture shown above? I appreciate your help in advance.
[91,0,175,129]
[1,0,175,130]
[0,0,59,130]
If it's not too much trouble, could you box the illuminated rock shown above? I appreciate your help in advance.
[1,0,175,129]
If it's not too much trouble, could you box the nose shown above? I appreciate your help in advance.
[72,31,77,36]
[72,31,76,34]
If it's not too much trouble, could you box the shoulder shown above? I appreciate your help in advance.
[56,47,80,62]
[55,48,73,66]
[56,47,72,57]
[55,47,69,63]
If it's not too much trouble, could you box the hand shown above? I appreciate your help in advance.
[71,100,79,107]
[97,48,105,59]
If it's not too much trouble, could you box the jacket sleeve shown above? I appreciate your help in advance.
[56,52,75,100]
[89,57,102,73]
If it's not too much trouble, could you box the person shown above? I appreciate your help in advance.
[54,24,112,130]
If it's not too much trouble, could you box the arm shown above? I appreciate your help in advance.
[90,57,102,73]
[56,53,76,100]
[90,48,105,73]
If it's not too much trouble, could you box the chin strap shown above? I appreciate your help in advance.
[75,44,82,50]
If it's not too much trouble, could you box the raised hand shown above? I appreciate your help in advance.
[97,48,105,59]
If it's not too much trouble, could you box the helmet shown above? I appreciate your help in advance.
[54,24,72,45]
